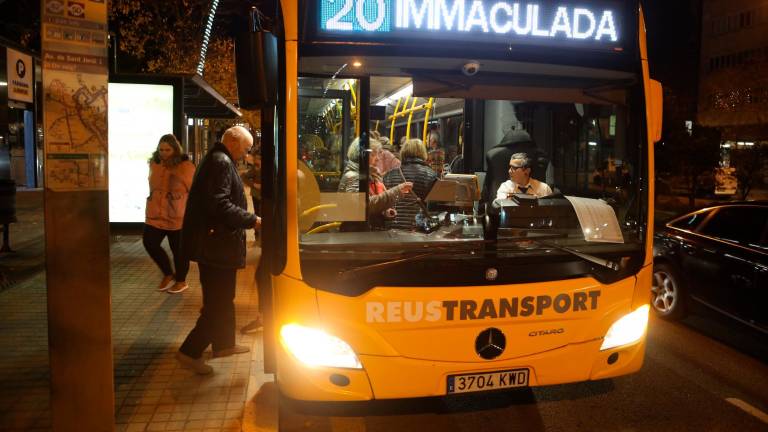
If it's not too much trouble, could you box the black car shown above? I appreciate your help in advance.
[652,202,768,334]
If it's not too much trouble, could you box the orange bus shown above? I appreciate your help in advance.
[241,0,663,401]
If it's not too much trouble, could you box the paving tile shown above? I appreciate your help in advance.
[155,404,174,414]
[132,413,153,423]
[146,422,167,431]
[125,423,148,432]
[152,412,172,422]
[184,419,207,429]
[188,410,207,421]
[165,421,185,430]
[0,192,262,431]
[135,405,156,415]
[170,411,189,422]
[204,417,224,428]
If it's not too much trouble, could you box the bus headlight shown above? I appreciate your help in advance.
[600,305,650,351]
[280,324,363,369]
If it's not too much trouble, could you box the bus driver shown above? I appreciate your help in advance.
[496,152,553,200]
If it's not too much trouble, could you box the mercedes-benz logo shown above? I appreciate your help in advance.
[485,267,498,281]
[16,60,26,79]
[475,327,506,360]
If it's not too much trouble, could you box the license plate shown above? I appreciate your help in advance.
[447,369,529,394]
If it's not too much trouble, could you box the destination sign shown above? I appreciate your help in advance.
[318,0,624,47]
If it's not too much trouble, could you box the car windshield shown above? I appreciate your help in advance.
[296,73,647,291]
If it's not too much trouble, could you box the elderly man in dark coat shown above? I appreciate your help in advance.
[177,126,261,374]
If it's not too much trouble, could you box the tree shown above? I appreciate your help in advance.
[729,145,768,200]
[110,0,261,129]
[0,0,41,52]
[110,0,206,74]
[657,123,722,209]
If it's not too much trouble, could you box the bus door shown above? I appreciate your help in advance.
[297,77,371,234]
[298,85,353,191]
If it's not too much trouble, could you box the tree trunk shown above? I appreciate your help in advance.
[688,173,698,209]
[741,183,752,200]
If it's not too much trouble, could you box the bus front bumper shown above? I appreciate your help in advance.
[276,336,646,401]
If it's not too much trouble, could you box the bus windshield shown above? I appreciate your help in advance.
[296,72,647,293]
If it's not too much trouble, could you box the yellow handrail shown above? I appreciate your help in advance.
[307,222,342,234]
[389,97,403,144]
[301,203,338,218]
[350,83,360,137]
[387,102,431,121]
[405,97,419,138]
[422,97,434,142]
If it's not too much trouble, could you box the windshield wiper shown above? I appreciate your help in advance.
[497,235,621,271]
[337,247,472,281]
[538,241,621,271]
[338,234,621,281]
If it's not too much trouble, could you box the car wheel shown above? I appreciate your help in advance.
[651,262,686,320]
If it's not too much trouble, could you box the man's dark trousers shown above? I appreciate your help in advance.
[179,264,237,358]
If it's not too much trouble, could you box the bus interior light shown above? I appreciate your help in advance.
[375,83,413,106]
[600,304,649,351]
[280,324,363,369]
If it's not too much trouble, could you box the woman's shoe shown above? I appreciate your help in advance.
[212,344,250,358]
[167,282,188,294]
[175,351,213,375]
[157,275,174,291]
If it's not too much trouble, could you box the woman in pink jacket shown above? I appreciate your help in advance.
[144,134,195,293]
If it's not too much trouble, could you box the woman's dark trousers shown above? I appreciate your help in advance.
[142,224,190,281]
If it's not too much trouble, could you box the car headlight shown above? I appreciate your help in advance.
[600,305,650,351]
[280,324,362,369]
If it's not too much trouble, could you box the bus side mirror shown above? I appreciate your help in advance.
[648,79,663,143]
[235,30,278,108]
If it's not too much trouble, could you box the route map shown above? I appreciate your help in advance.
[44,71,108,190]
[45,71,107,153]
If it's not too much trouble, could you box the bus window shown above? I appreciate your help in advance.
[298,77,367,232]
[298,74,646,286]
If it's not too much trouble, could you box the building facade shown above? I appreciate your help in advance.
[699,0,768,144]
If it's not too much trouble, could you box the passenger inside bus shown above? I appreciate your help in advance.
[382,138,439,230]
[495,152,554,200]
[370,131,400,175]
[426,133,445,178]
[338,138,413,229]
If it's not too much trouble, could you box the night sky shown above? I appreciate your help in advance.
[643,0,702,93]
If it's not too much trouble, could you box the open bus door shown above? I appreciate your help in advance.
[235,10,283,373]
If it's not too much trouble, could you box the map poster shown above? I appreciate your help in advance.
[42,0,108,191]
[47,153,107,190]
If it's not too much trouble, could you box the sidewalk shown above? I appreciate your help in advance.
[0,190,267,431]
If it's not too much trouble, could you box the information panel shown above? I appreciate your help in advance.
[317,0,626,50]
[107,83,174,223]
[6,48,34,103]
[42,0,109,191]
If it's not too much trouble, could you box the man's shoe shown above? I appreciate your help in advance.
[212,345,250,358]
[240,317,263,334]
[175,351,213,375]
[167,282,189,294]
[157,275,175,291]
